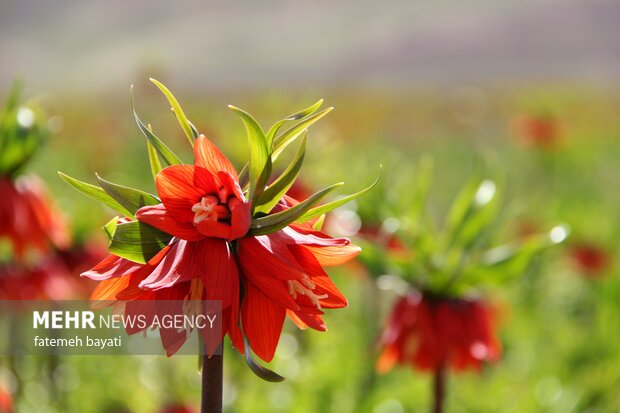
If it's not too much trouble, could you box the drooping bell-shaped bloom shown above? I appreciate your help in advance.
[377,290,501,373]
[84,135,359,360]
[0,175,69,260]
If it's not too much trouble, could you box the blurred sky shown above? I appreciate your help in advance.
[1,0,619,93]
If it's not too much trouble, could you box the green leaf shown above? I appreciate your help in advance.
[131,86,182,166]
[243,336,285,382]
[146,138,163,179]
[228,105,270,199]
[102,217,119,240]
[410,156,433,220]
[96,174,160,215]
[249,183,343,236]
[296,168,381,223]
[454,179,501,250]
[149,78,197,145]
[254,134,306,215]
[271,107,333,162]
[58,172,133,217]
[466,225,569,284]
[265,99,323,145]
[108,220,172,264]
[312,214,326,231]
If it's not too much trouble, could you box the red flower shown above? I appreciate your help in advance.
[0,387,13,413]
[510,114,561,151]
[0,175,69,260]
[0,254,87,301]
[570,243,609,276]
[357,223,407,255]
[158,404,196,413]
[377,291,501,373]
[83,135,359,360]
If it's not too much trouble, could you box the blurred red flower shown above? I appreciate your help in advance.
[377,291,501,373]
[510,114,561,150]
[0,175,69,260]
[84,135,359,360]
[570,243,609,276]
[0,387,13,413]
[0,245,102,301]
[158,404,196,413]
[357,223,407,255]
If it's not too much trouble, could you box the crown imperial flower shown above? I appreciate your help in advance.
[61,80,377,379]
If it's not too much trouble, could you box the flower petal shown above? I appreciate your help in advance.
[137,204,204,241]
[229,200,251,240]
[156,165,218,223]
[288,245,348,309]
[194,135,238,180]
[241,281,286,362]
[237,236,305,280]
[139,240,194,290]
[180,238,238,310]
[196,220,232,240]
[81,254,145,281]
[304,245,361,266]
[90,277,130,303]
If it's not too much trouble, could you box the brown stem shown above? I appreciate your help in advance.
[201,346,223,413]
[432,364,446,413]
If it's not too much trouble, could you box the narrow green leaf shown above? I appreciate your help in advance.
[228,105,270,199]
[296,168,381,223]
[410,156,433,220]
[249,183,343,236]
[58,172,133,217]
[312,214,326,231]
[146,138,163,179]
[271,107,333,162]
[96,174,160,215]
[149,78,196,145]
[102,217,119,240]
[108,220,172,264]
[254,134,307,215]
[243,336,285,382]
[130,86,182,166]
[266,99,323,145]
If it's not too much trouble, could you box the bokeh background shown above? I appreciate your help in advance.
[1,0,619,412]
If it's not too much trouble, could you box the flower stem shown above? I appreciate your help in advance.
[201,347,223,413]
[432,364,446,413]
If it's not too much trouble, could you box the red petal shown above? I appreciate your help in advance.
[137,204,204,241]
[82,254,144,281]
[237,235,305,280]
[180,238,238,310]
[304,245,361,266]
[196,220,232,240]
[241,282,286,362]
[284,225,351,247]
[90,277,129,302]
[139,240,194,290]
[156,165,218,223]
[229,200,251,240]
[286,310,308,330]
[194,135,238,180]
[288,245,348,308]
[289,311,326,332]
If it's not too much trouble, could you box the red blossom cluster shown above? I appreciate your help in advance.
[377,291,501,373]
[84,136,359,360]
